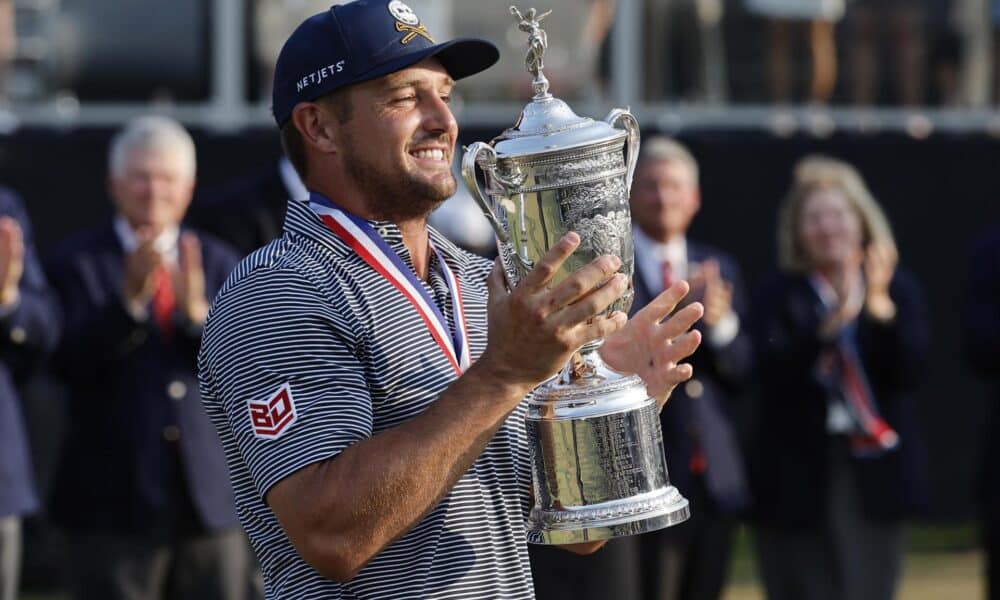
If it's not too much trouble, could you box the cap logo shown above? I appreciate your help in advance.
[388,1,434,44]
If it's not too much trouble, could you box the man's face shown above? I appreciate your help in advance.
[629,158,700,242]
[110,146,194,234]
[798,186,864,270]
[335,58,458,221]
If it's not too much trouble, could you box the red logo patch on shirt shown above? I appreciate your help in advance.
[249,383,297,440]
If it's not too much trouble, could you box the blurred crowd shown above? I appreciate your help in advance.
[0,113,996,600]
[7,0,1000,109]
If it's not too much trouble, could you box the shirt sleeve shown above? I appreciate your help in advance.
[199,264,373,500]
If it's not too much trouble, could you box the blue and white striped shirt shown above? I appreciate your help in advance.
[198,199,535,599]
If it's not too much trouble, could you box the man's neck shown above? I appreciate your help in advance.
[310,183,433,280]
[398,217,431,280]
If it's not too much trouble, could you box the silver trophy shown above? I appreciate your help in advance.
[461,6,690,545]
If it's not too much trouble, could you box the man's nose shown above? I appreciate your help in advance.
[422,94,457,134]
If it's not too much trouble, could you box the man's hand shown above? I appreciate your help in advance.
[122,229,164,307]
[174,232,210,325]
[600,280,703,410]
[689,259,733,328]
[0,217,23,307]
[478,232,629,389]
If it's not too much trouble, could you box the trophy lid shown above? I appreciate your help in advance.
[493,6,627,159]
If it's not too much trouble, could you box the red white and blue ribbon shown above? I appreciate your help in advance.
[310,193,471,375]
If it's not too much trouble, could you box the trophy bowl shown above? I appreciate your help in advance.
[460,6,690,544]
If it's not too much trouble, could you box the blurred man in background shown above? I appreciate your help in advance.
[0,188,60,600]
[44,116,248,600]
[630,137,753,600]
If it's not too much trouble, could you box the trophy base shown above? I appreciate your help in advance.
[525,485,690,545]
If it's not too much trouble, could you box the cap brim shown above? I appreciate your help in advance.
[353,37,499,89]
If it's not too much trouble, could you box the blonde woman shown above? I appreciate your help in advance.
[748,156,930,600]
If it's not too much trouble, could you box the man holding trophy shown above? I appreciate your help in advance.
[198,1,703,598]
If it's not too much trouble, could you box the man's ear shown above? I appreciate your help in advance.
[291,102,341,155]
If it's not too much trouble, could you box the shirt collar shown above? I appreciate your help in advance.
[291,194,468,273]
[278,156,310,202]
[113,215,179,262]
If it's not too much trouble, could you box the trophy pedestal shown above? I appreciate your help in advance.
[526,485,690,545]
[524,348,690,545]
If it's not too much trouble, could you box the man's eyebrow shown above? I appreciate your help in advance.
[382,76,456,92]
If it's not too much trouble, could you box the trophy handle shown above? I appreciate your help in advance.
[605,108,641,191]
[461,142,512,246]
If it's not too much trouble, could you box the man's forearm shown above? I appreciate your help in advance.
[268,360,534,582]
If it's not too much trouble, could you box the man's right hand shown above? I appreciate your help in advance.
[122,231,165,307]
[477,232,628,388]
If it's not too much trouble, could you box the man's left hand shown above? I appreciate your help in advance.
[174,232,210,326]
[600,280,703,410]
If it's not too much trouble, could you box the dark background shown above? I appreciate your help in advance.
[5,124,998,521]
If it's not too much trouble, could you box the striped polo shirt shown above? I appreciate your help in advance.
[198,198,535,599]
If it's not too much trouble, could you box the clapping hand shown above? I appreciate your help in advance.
[0,217,23,307]
[863,241,897,322]
[174,232,209,326]
[688,259,733,328]
[122,228,165,306]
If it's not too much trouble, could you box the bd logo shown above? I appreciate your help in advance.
[249,383,297,439]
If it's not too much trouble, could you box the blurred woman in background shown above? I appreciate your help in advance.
[748,156,930,600]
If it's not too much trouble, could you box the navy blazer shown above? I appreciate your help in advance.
[749,269,930,529]
[965,227,1000,511]
[631,239,754,513]
[45,223,240,534]
[0,188,60,518]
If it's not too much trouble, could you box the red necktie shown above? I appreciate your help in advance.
[661,259,674,291]
[152,265,175,337]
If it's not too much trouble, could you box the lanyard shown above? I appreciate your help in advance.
[310,193,471,374]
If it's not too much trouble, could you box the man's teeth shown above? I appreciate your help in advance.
[412,149,445,160]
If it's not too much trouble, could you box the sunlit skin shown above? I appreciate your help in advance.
[293,58,457,279]
[630,158,701,244]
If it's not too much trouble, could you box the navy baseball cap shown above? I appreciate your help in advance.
[272,0,500,127]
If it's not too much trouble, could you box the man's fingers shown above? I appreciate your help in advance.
[546,255,621,311]
[667,363,694,384]
[576,311,627,344]
[487,259,508,306]
[519,232,580,291]
[637,280,690,325]
[662,330,702,364]
[554,273,628,327]
[660,301,704,339]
